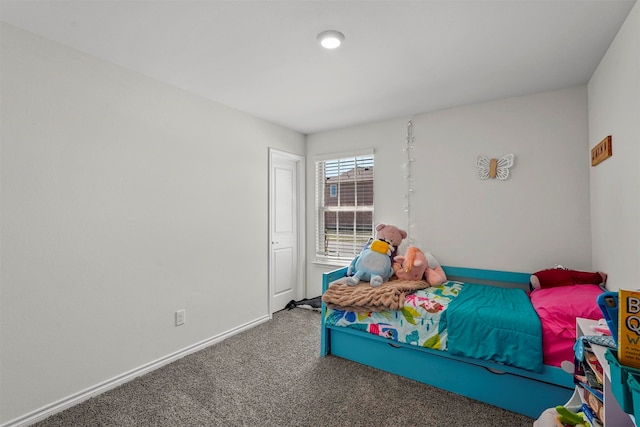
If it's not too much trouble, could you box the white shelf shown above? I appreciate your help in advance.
[576,317,635,427]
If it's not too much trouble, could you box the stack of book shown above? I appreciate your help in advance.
[574,345,605,424]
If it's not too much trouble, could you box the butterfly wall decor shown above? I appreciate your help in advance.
[475,153,514,180]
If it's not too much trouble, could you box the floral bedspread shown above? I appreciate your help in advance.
[324,281,464,350]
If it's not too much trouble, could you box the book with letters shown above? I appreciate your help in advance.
[618,289,640,369]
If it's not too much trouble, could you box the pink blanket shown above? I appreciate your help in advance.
[530,284,603,367]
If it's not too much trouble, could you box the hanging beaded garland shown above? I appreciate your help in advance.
[403,119,416,246]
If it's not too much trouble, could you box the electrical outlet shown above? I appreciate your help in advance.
[175,309,185,326]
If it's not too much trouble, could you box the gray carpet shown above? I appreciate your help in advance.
[34,309,535,426]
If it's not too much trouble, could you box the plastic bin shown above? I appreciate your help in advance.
[627,372,640,421]
[605,348,640,414]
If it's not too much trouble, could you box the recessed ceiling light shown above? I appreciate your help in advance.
[317,30,345,49]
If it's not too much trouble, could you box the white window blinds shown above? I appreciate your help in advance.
[315,153,374,261]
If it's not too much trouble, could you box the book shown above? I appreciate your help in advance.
[618,289,640,369]
[584,350,604,384]
[580,385,604,423]
[577,380,603,402]
[574,347,603,390]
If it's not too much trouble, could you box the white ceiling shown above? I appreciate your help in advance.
[1,0,636,134]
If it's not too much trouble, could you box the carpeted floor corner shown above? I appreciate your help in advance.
[33,309,536,426]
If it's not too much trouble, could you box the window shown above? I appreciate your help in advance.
[315,152,374,262]
[329,184,337,198]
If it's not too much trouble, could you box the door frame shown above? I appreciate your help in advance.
[268,148,305,316]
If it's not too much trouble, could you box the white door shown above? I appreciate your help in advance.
[269,149,304,314]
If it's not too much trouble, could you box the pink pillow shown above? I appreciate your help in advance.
[530,284,603,367]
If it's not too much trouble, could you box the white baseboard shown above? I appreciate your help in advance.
[1,314,271,427]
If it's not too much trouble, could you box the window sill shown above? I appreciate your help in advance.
[313,259,351,268]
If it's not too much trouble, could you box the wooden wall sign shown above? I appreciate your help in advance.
[591,135,612,166]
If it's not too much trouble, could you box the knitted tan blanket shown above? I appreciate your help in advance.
[322,277,429,312]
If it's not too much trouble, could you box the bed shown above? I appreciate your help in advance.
[320,265,604,418]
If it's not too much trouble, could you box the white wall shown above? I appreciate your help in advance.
[0,24,305,425]
[588,2,640,291]
[4,3,638,421]
[306,87,592,296]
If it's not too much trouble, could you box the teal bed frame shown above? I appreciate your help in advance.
[320,265,574,419]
